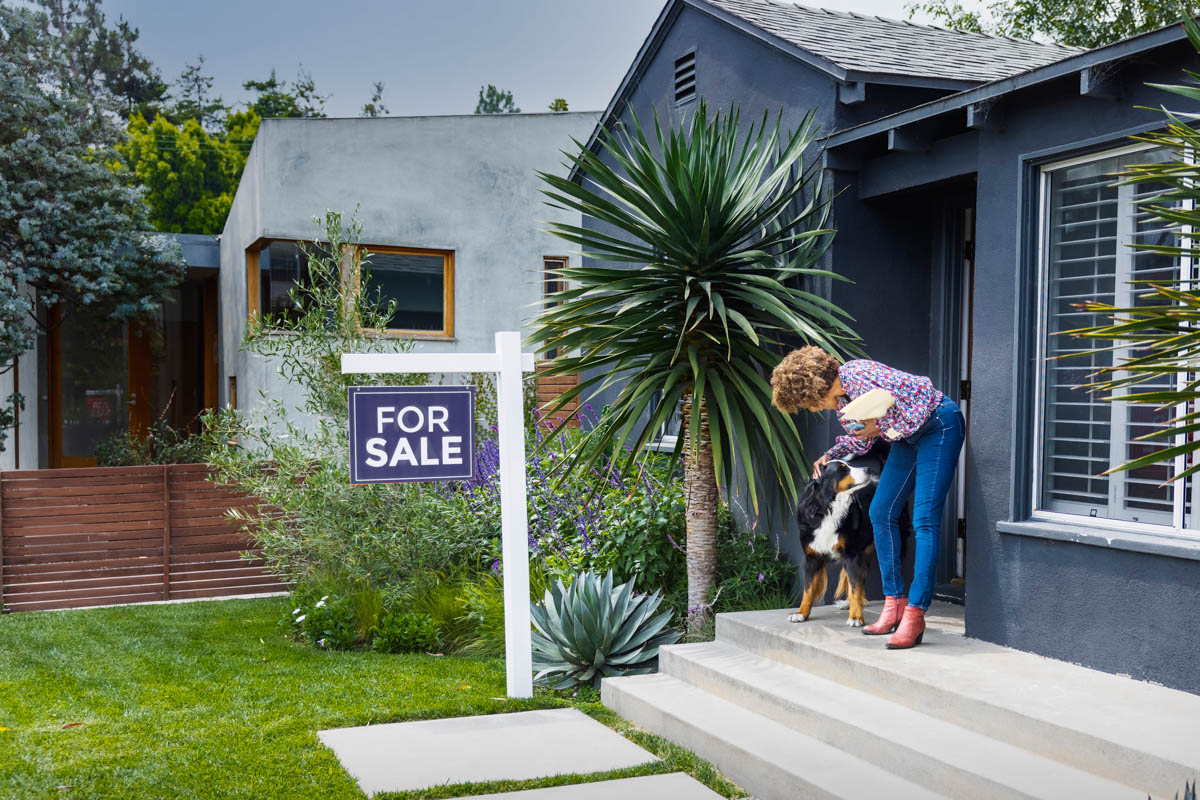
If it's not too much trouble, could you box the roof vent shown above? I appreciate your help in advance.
[674,51,696,105]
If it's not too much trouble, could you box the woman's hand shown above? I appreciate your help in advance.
[854,419,880,440]
[812,454,831,479]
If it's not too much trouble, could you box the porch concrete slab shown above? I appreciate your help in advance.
[317,708,658,796]
[718,603,1200,796]
[468,773,725,799]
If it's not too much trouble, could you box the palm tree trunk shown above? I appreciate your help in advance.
[682,392,719,635]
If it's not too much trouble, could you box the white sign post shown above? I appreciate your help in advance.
[342,331,536,698]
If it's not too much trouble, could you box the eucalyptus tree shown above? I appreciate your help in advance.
[533,101,861,631]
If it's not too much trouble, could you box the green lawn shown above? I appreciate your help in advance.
[0,597,743,800]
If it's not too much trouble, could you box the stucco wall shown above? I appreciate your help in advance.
[219,111,598,424]
[967,45,1200,693]
[0,285,39,471]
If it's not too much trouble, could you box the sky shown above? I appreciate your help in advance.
[100,0,933,119]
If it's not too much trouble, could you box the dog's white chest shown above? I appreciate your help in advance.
[810,487,863,556]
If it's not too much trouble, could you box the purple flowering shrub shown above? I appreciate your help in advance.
[443,404,793,620]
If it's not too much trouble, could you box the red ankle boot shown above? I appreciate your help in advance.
[886,606,926,649]
[862,595,907,635]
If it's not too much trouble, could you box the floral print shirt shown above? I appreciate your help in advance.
[824,359,945,460]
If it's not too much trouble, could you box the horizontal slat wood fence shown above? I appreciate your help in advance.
[0,464,285,612]
[535,362,580,427]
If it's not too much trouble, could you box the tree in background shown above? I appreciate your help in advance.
[243,67,329,119]
[116,111,259,234]
[908,0,1195,48]
[26,0,168,119]
[362,81,389,117]
[475,84,520,113]
[172,55,227,130]
[0,4,187,452]
[548,98,569,112]
[533,102,860,632]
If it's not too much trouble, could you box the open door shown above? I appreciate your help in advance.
[932,197,975,602]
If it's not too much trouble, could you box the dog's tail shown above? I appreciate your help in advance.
[833,567,849,602]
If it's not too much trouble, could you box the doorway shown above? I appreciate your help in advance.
[46,278,214,468]
[931,194,975,601]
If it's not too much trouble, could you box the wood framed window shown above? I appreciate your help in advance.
[537,255,577,426]
[245,239,454,338]
[358,245,454,338]
[542,256,568,359]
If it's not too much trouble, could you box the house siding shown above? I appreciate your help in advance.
[580,4,1200,692]
[830,39,1200,693]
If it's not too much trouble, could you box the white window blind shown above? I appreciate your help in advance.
[1037,145,1194,529]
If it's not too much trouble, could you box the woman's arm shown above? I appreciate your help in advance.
[839,360,941,441]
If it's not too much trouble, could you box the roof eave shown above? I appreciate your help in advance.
[826,20,1190,150]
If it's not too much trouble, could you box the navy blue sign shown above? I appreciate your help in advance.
[348,385,475,484]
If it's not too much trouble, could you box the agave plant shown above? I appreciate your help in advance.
[1153,780,1198,800]
[530,570,681,690]
[533,100,860,631]
[1063,14,1200,481]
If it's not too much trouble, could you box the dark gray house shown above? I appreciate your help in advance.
[578,0,1200,702]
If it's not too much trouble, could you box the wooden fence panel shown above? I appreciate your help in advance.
[0,465,284,612]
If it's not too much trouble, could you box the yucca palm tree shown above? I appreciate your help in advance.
[532,101,861,631]
[1064,15,1200,482]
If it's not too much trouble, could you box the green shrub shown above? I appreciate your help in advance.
[372,611,442,654]
[531,569,681,690]
[97,419,211,466]
[714,510,796,614]
[349,583,385,643]
[459,565,555,658]
[397,571,475,653]
[285,594,358,650]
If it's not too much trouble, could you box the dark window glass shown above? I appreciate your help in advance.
[259,241,311,322]
[363,251,447,331]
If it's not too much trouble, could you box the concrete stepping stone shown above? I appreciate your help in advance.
[318,707,658,796]
[468,772,726,799]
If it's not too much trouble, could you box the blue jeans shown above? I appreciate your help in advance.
[868,398,965,611]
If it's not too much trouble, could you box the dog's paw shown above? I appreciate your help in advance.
[788,612,807,623]
[833,598,850,609]
[846,617,863,627]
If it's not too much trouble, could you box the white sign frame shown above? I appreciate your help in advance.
[342,331,536,698]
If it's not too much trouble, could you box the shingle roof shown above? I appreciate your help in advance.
[703,0,1085,83]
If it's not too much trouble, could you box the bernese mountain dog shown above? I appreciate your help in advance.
[789,444,913,627]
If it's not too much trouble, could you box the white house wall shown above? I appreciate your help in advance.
[0,284,40,470]
[219,111,598,428]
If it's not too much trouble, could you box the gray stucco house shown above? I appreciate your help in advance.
[575,0,1200,698]
[220,111,599,421]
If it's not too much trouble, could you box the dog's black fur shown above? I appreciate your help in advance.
[790,442,913,626]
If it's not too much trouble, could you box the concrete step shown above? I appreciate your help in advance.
[602,672,952,800]
[717,607,1200,798]
[659,640,1144,800]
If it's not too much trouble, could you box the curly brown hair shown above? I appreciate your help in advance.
[770,346,841,413]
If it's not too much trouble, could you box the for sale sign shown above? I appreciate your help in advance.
[348,385,475,484]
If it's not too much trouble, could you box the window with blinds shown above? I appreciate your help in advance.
[1037,145,1190,528]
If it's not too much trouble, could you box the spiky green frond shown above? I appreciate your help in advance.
[531,100,861,506]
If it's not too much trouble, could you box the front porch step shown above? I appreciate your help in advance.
[658,640,1140,800]
[602,672,951,800]
[715,607,1200,798]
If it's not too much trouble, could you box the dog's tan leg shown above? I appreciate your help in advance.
[847,579,867,628]
[790,561,827,623]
